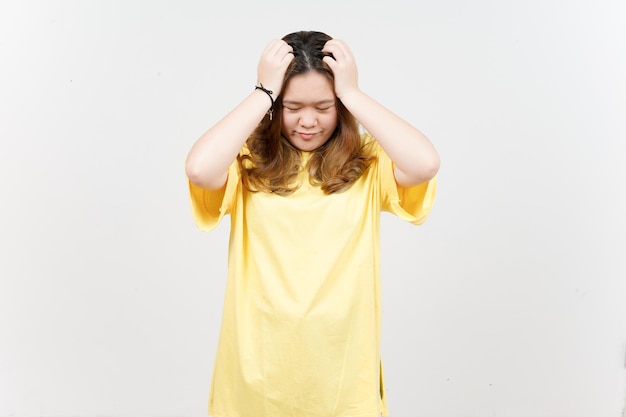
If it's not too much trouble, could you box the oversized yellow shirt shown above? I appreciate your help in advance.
[189,134,436,417]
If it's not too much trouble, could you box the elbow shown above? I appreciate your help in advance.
[413,152,440,184]
[424,152,440,181]
[415,163,439,186]
[396,153,440,187]
[185,157,202,184]
[185,158,226,190]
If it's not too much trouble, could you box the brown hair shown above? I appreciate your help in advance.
[238,30,374,195]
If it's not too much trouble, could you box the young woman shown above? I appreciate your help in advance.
[186,30,439,417]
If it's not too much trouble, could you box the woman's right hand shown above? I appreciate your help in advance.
[257,39,294,98]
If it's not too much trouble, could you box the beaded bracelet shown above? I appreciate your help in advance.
[255,84,274,120]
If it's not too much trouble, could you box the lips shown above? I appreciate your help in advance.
[297,132,318,140]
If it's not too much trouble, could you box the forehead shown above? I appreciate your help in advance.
[282,72,335,104]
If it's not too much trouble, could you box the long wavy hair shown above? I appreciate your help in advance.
[238,30,375,195]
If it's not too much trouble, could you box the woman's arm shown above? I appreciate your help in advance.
[322,40,440,187]
[185,39,294,190]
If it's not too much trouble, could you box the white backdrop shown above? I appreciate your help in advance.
[1,1,625,416]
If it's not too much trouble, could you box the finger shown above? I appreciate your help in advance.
[276,42,294,59]
[321,40,336,55]
[322,39,345,51]
[326,39,353,60]
[281,50,295,65]
[272,40,292,58]
[322,55,336,70]
[263,39,289,61]
[262,39,282,56]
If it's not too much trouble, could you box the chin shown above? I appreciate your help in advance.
[288,139,317,152]
[296,142,320,152]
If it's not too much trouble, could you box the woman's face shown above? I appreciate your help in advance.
[280,72,338,152]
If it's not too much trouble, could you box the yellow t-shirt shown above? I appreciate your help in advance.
[189,134,436,417]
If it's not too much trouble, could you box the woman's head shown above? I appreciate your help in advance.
[277,31,348,152]
[240,31,372,195]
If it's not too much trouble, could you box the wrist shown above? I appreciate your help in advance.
[254,84,276,120]
[336,88,362,102]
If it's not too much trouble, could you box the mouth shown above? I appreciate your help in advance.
[296,132,319,140]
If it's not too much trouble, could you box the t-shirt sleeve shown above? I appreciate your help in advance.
[188,159,240,232]
[375,139,437,225]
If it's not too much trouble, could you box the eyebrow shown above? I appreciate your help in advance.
[282,99,335,106]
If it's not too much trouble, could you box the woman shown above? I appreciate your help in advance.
[186,30,439,417]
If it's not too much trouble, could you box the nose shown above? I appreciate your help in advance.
[298,109,317,128]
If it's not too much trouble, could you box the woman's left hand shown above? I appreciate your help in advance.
[322,39,360,99]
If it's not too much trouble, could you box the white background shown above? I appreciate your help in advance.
[1,1,625,416]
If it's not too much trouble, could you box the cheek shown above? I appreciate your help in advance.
[323,112,339,129]
[280,115,292,135]
[281,112,297,129]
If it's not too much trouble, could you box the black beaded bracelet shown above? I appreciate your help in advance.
[255,84,274,120]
